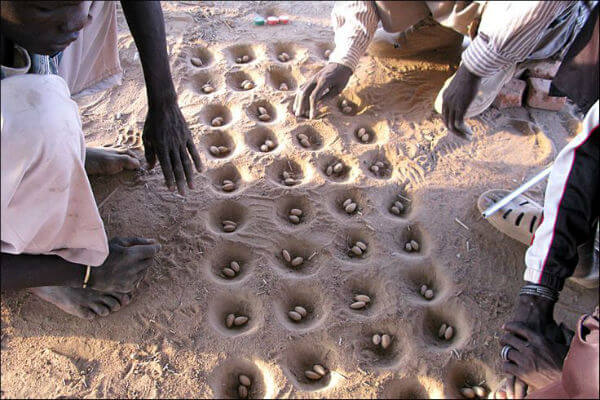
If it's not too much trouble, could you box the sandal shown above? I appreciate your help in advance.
[477,189,543,245]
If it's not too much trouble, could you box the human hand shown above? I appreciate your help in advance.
[293,62,352,119]
[491,376,528,399]
[142,102,202,195]
[88,237,161,293]
[500,321,568,390]
[441,64,480,138]
[509,293,563,342]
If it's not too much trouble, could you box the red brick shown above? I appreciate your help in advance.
[526,77,566,111]
[493,78,526,109]
[528,60,562,79]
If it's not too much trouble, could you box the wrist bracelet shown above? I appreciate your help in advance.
[82,265,92,288]
[519,284,559,302]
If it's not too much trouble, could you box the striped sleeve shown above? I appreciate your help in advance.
[462,1,574,77]
[328,1,380,71]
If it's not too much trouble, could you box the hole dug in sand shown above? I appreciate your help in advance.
[354,319,406,369]
[444,360,496,399]
[335,228,374,262]
[275,195,313,227]
[224,44,257,65]
[189,46,214,68]
[402,262,451,304]
[208,163,243,194]
[422,303,469,350]
[208,200,248,234]
[339,271,388,319]
[265,158,306,187]
[395,224,428,256]
[379,377,430,399]
[274,281,328,332]
[351,120,390,145]
[272,42,297,63]
[291,125,324,151]
[193,70,220,95]
[265,65,297,91]
[283,340,337,391]
[201,130,236,159]
[225,70,259,92]
[246,100,278,124]
[200,103,233,128]
[210,358,267,399]
[385,189,411,218]
[328,188,369,218]
[274,236,321,277]
[314,42,334,61]
[244,127,279,153]
[208,241,253,284]
[208,292,261,337]
[360,149,393,179]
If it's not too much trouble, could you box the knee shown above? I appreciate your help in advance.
[1,74,84,163]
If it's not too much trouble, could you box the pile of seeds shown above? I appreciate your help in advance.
[277,52,291,62]
[460,385,488,399]
[225,313,249,328]
[371,333,392,350]
[222,220,238,233]
[201,83,214,94]
[287,306,308,322]
[324,49,332,59]
[191,57,203,67]
[237,374,252,399]
[235,55,250,64]
[240,79,254,90]
[304,364,327,381]
[221,179,236,192]
[297,133,312,148]
[404,239,420,252]
[211,116,225,127]
[419,284,434,300]
[342,198,358,214]
[209,145,230,157]
[221,261,241,278]
[349,240,368,257]
[325,160,346,177]
[281,170,300,186]
[288,208,303,224]
[369,160,387,175]
[438,323,454,341]
[390,199,405,216]
[282,249,304,267]
[257,106,271,122]
[355,127,371,143]
[340,99,353,114]
[350,294,371,309]
[259,139,276,152]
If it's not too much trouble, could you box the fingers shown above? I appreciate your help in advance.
[114,237,158,247]
[187,140,202,172]
[505,375,515,399]
[130,243,161,260]
[514,378,527,399]
[308,81,328,119]
[156,149,176,191]
[121,153,141,171]
[503,322,537,343]
[180,148,195,190]
[500,333,529,353]
[294,81,317,118]
[170,150,187,195]
[144,137,157,169]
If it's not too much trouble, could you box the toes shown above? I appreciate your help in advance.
[112,292,132,307]
[75,307,96,320]
[88,302,110,317]
[100,295,121,312]
[119,153,141,170]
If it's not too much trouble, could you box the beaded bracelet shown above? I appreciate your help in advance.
[519,284,559,303]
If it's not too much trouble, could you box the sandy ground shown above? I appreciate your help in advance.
[1,1,598,398]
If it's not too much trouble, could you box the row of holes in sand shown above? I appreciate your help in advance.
[188,42,334,70]
[198,122,391,160]
[192,65,299,95]
[211,356,495,398]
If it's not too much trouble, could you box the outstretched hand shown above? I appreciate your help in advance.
[441,64,480,138]
[293,62,352,119]
[142,102,202,195]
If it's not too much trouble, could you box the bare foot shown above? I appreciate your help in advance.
[29,286,132,319]
[85,147,140,176]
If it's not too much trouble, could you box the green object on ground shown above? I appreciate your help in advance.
[254,16,265,26]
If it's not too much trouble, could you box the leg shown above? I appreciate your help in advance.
[524,102,599,291]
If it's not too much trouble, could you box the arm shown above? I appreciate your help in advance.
[1,253,85,290]
[120,2,201,195]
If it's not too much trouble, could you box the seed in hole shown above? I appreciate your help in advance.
[238,385,248,399]
[305,364,327,380]
[372,334,381,346]
[289,215,300,224]
[202,84,214,94]
[211,116,225,127]
[356,127,370,142]
[354,294,371,303]
[304,370,321,380]
[325,161,346,177]
[279,82,289,91]
[313,364,327,377]
[291,256,304,267]
[424,289,434,300]
[230,261,240,273]
[282,249,291,263]
[280,169,300,186]
[473,386,488,398]
[460,387,476,399]
[349,241,367,257]
[240,79,255,90]
[288,208,303,224]
[390,200,405,215]
[258,114,271,122]
[324,49,332,59]
[222,267,236,277]
[288,310,302,321]
[191,57,203,67]
[277,52,290,62]
[444,325,454,340]
[381,334,391,349]
[236,55,250,64]
[222,220,237,232]
[222,179,236,192]
[234,315,249,326]
[295,306,307,317]
[226,313,235,328]
[405,239,420,252]
[350,301,366,309]
[239,374,252,387]
[297,133,311,148]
